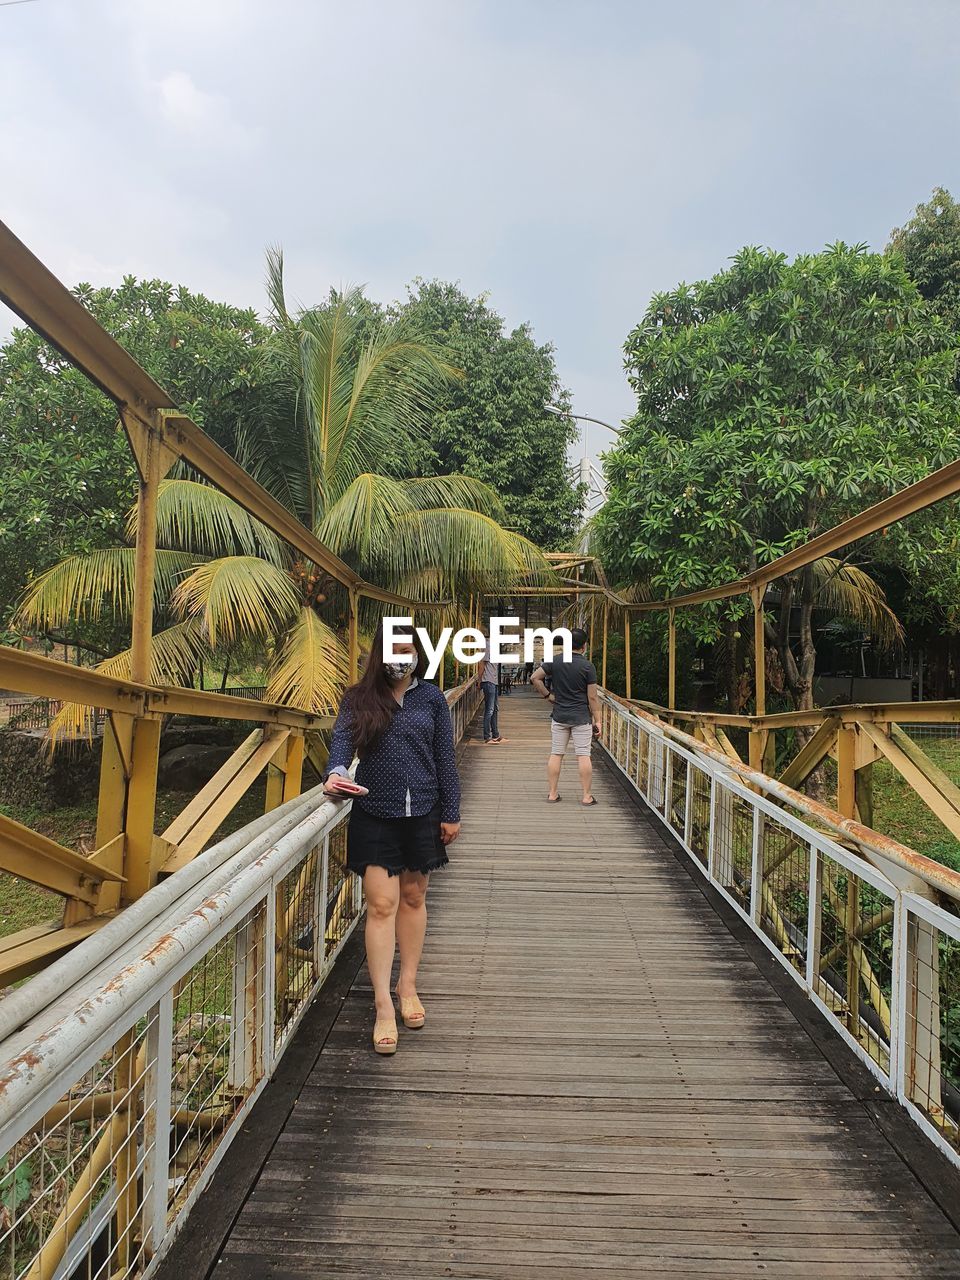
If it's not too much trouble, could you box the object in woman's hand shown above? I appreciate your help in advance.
[324,776,369,798]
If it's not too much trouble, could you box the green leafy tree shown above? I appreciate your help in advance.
[393,281,582,548]
[885,189,960,652]
[889,188,960,329]
[596,244,960,710]
[0,278,266,645]
[20,257,554,723]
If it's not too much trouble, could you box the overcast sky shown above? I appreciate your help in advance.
[2,0,958,465]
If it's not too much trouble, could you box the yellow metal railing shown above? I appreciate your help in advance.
[0,219,448,984]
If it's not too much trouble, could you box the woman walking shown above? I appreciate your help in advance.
[323,626,461,1054]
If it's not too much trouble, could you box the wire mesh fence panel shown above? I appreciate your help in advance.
[595,693,960,1162]
[812,848,894,1076]
[632,724,648,794]
[323,818,356,969]
[0,732,372,1277]
[687,764,711,866]
[711,780,754,913]
[167,901,268,1226]
[757,812,810,977]
[446,676,483,747]
[617,715,630,772]
[603,707,617,761]
[902,723,960,744]
[667,750,688,842]
[901,899,960,1156]
[274,849,321,1051]
[605,710,617,762]
[646,737,666,813]
[0,1014,158,1280]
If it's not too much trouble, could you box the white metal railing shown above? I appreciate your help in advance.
[0,674,483,1280]
[599,691,960,1170]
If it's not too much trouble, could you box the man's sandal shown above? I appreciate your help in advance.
[373,1017,399,1054]
[395,992,426,1029]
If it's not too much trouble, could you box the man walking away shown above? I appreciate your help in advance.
[480,632,503,744]
[531,627,600,805]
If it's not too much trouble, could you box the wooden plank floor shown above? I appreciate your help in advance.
[216,687,960,1278]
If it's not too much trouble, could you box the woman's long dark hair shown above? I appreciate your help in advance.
[345,623,432,758]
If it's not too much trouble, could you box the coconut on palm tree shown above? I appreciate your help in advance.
[18,254,556,729]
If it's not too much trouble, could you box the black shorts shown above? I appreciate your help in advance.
[346,802,449,878]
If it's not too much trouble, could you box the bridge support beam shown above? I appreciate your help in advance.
[601,603,609,687]
[752,585,765,718]
[748,587,767,775]
[72,412,177,918]
[624,615,632,700]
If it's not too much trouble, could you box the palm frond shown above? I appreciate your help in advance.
[15,548,197,629]
[265,245,292,327]
[316,474,416,563]
[49,619,210,744]
[329,337,460,499]
[230,386,312,522]
[402,475,506,521]
[810,558,905,651]
[570,517,597,556]
[298,292,364,514]
[618,580,654,603]
[389,509,556,592]
[297,304,458,515]
[127,479,288,566]
[266,608,347,713]
[172,556,302,646]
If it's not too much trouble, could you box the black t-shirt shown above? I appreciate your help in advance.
[541,653,598,725]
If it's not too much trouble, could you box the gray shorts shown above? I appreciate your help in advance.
[550,720,593,757]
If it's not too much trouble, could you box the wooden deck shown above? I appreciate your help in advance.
[207,687,960,1278]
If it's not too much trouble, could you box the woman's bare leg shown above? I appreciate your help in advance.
[362,866,401,1019]
[395,870,429,1000]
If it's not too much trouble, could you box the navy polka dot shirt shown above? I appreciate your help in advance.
[327,678,461,824]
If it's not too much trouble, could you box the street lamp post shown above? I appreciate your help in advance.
[545,404,621,434]
[545,403,615,520]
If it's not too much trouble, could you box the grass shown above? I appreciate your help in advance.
[871,734,960,872]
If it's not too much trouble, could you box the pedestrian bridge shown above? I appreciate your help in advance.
[5,215,960,1280]
[4,683,960,1280]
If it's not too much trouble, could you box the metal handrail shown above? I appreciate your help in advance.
[599,689,960,1169]
[610,693,960,902]
[0,673,483,1280]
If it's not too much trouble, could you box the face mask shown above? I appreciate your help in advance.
[384,656,417,681]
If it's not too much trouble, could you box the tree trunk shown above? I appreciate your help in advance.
[796,595,816,711]
[769,576,801,702]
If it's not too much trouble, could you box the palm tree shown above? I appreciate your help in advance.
[764,557,904,712]
[18,254,555,728]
